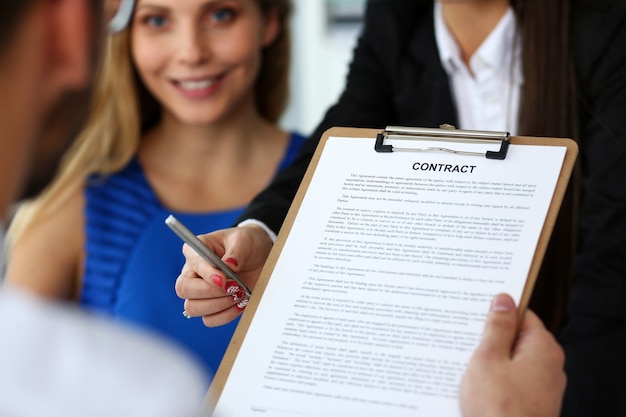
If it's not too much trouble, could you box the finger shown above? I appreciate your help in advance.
[175,273,224,300]
[181,244,226,286]
[179,260,202,279]
[183,296,235,318]
[222,225,274,271]
[224,281,247,302]
[517,309,545,333]
[513,310,565,366]
[202,304,245,328]
[475,293,519,359]
[219,240,253,274]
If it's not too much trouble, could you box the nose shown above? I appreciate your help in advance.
[177,23,210,65]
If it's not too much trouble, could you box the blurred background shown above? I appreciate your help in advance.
[280,0,366,136]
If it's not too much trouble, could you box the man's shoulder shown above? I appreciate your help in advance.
[0,288,209,417]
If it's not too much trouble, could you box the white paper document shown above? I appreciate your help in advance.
[213,136,567,417]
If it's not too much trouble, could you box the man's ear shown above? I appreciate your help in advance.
[44,0,92,93]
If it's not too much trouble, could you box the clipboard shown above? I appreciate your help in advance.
[207,126,578,416]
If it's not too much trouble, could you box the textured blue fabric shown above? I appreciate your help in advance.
[81,132,306,380]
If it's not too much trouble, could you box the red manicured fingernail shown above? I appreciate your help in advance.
[225,281,245,302]
[235,297,249,312]
[224,258,239,267]
[211,274,224,287]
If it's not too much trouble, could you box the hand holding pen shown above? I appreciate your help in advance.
[169,216,274,327]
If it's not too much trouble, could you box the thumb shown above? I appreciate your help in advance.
[221,225,273,273]
[477,293,519,358]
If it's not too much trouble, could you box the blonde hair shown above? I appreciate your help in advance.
[6,0,293,252]
[6,32,140,251]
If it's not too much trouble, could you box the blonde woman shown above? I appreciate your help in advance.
[4,0,303,380]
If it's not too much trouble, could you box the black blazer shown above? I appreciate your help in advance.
[239,1,626,415]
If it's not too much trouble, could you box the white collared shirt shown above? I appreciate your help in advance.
[434,2,523,135]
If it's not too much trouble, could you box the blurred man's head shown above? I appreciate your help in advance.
[0,0,132,220]
[0,0,99,219]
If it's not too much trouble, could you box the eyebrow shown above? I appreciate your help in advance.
[134,3,170,13]
[135,0,236,13]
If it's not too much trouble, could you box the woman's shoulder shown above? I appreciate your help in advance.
[572,0,626,40]
[573,0,626,13]
[10,179,86,246]
[361,0,433,45]
[572,0,626,80]
[85,157,144,190]
[84,159,163,241]
[5,182,85,299]
[364,0,432,19]
[288,131,307,144]
[276,131,308,171]
[85,157,158,209]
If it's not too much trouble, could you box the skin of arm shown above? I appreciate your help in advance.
[4,187,84,300]
[460,293,566,417]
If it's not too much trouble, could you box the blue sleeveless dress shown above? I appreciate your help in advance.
[80,132,306,380]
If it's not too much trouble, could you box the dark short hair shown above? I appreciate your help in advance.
[0,2,37,50]
[0,0,103,53]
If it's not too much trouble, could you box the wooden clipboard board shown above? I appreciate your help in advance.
[205,126,579,414]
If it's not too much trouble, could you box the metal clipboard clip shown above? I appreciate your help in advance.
[374,124,510,160]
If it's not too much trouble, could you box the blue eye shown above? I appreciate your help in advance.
[145,15,168,27]
[210,8,235,23]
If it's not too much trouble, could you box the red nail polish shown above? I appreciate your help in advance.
[211,274,223,288]
[225,281,245,302]
[224,258,239,267]
[235,297,249,312]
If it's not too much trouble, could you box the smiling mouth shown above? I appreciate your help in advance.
[174,78,217,91]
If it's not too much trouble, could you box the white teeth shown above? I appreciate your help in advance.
[177,79,214,90]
